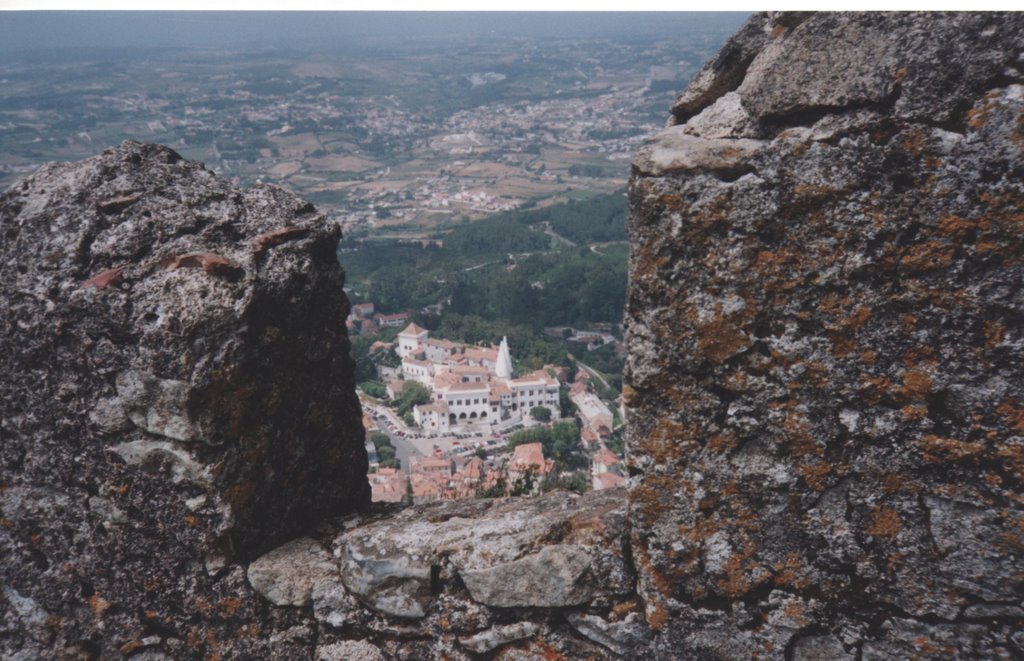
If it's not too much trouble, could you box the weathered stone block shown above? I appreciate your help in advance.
[628,11,1024,658]
[0,141,369,659]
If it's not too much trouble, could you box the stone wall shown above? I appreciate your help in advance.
[0,142,369,659]
[625,11,1024,659]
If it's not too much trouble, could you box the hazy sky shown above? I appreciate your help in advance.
[0,11,748,54]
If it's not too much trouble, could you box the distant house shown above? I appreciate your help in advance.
[593,471,625,490]
[374,312,409,328]
[409,473,443,505]
[397,322,430,358]
[349,302,375,321]
[414,402,451,433]
[507,442,554,491]
[408,455,454,505]
[571,391,614,435]
[410,455,453,476]
[386,379,414,400]
[401,357,434,385]
[370,468,407,503]
[592,447,625,491]
[581,426,601,450]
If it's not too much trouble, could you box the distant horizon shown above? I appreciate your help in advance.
[0,11,749,55]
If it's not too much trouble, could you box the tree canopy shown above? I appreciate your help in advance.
[394,381,431,416]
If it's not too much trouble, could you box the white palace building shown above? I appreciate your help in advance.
[393,323,560,434]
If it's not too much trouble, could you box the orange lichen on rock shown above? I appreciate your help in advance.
[679,517,720,546]
[901,404,928,421]
[773,552,809,589]
[88,594,111,617]
[218,597,241,616]
[162,252,242,277]
[656,193,689,214]
[798,460,831,492]
[866,505,901,538]
[899,368,933,402]
[81,266,125,290]
[717,551,768,599]
[610,599,640,620]
[783,600,809,627]
[119,640,146,656]
[901,345,937,368]
[899,240,956,274]
[899,128,926,157]
[251,226,309,255]
[984,320,1007,349]
[707,432,738,453]
[646,601,669,631]
[918,434,984,464]
[696,315,751,363]
[641,418,697,464]
[938,213,989,239]
[752,245,809,291]
[882,472,920,495]
[964,90,1003,129]
[783,410,823,457]
[996,399,1024,434]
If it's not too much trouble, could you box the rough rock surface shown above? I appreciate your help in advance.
[321,489,637,659]
[628,11,1024,659]
[0,141,368,659]
[247,537,338,607]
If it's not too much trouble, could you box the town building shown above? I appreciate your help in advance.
[394,324,560,431]
[507,442,555,491]
[401,454,500,504]
[591,447,625,490]
[397,322,430,358]
[370,468,407,503]
[571,389,614,438]
[349,302,375,321]
[374,312,410,328]
[413,403,451,433]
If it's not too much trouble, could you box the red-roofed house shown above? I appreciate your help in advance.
[370,468,408,503]
[350,302,375,320]
[593,471,625,491]
[508,442,554,492]
[592,447,624,491]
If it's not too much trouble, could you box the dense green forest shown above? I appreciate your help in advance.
[339,189,628,327]
[512,191,629,245]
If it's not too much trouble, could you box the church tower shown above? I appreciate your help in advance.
[495,336,514,379]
